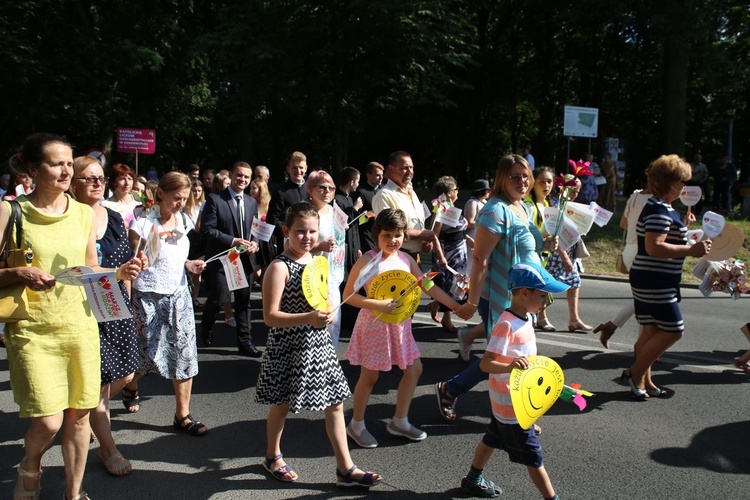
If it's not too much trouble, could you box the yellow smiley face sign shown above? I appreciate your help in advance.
[368,270,421,324]
[301,256,329,312]
[509,356,564,430]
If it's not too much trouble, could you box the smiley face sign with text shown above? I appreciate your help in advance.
[368,270,421,324]
[301,256,329,312]
[509,356,565,430]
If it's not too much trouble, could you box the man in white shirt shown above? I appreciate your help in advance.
[372,151,434,260]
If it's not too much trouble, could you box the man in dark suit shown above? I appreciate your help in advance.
[265,151,308,257]
[351,161,383,252]
[334,166,363,275]
[200,161,261,357]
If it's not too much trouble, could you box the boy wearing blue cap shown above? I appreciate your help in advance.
[459,262,569,499]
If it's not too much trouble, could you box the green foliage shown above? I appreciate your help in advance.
[0,0,747,191]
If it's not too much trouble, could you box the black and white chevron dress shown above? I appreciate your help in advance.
[255,254,352,412]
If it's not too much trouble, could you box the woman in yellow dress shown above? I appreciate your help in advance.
[0,133,143,500]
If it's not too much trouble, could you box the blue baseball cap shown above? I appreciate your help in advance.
[508,262,570,294]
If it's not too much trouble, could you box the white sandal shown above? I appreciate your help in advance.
[13,464,42,500]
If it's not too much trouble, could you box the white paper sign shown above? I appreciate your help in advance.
[422,201,431,219]
[435,205,463,228]
[81,271,133,322]
[563,202,597,235]
[332,202,348,235]
[135,219,161,266]
[55,266,96,286]
[542,207,559,235]
[353,251,383,292]
[557,217,581,252]
[250,217,274,242]
[330,204,347,286]
[680,186,702,207]
[702,211,725,238]
[686,229,704,245]
[220,252,248,291]
[588,201,614,227]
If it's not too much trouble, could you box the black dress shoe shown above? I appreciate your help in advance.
[201,332,213,347]
[238,345,262,358]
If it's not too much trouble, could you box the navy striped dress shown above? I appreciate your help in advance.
[629,197,687,333]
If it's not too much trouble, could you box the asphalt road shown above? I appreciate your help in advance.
[1,277,748,499]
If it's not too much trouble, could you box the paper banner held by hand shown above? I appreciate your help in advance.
[680,186,702,207]
[702,211,725,238]
[80,271,133,322]
[251,217,275,241]
[588,201,613,227]
[353,251,383,292]
[220,251,248,291]
[557,216,581,252]
[368,270,420,324]
[435,205,463,228]
[301,256,329,312]
[509,356,564,430]
[330,250,385,315]
[55,266,96,286]
[204,245,247,265]
[564,202,597,235]
[333,201,349,234]
[542,207,559,235]
[422,201,431,218]
[685,229,704,245]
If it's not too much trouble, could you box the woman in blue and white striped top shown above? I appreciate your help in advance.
[627,155,712,400]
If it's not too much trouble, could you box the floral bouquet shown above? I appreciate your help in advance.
[697,259,749,300]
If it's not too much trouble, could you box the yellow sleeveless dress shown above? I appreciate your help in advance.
[5,194,100,418]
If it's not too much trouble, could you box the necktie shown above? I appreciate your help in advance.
[236,195,245,239]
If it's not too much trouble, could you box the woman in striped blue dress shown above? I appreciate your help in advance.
[627,155,711,400]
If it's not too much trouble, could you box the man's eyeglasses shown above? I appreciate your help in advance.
[76,176,108,186]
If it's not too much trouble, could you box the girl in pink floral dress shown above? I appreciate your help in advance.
[344,209,461,448]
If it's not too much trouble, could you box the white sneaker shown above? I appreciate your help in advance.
[386,420,427,441]
[457,327,471,361]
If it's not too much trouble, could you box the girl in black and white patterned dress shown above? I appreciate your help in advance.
[256,202,381,488]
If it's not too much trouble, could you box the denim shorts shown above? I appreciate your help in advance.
[481,414,544,468]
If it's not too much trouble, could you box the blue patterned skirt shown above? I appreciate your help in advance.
[132,286,198,380]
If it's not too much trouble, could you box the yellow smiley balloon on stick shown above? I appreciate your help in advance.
[368,270,421,324]
[509,356,565,430]
[301,256,329,312]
